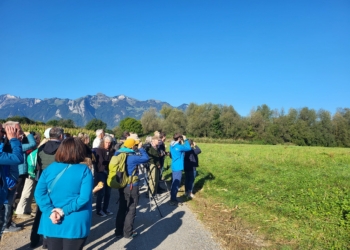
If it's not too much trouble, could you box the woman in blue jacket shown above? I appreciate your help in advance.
[35,138,93,250]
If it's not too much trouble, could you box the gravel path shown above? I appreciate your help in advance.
[0,182,221,250]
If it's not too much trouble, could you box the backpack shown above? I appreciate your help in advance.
[107,153,138,189]
[27,148,38,179]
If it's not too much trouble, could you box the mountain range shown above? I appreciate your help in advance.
[0,93,188,128]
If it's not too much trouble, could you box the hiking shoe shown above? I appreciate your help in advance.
[96,211,107,217]
[187,193,195,199]
[125,231,138,239]
[3,225,22,233]
[103,209,113,216]
[169,200,178,206]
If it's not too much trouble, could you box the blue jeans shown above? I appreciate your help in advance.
[170,171,182,202]
[185,170,196,194]
[0,188,16,236]
[95,172,111,213]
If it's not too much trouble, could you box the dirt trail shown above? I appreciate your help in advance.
[1,184,221,250]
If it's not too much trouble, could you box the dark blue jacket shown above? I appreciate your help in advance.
[0,138,23,205]
[184,146,201,172]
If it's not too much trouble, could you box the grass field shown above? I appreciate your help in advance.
[164,143,350,249]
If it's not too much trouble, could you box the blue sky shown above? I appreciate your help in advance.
[0,0,349,116]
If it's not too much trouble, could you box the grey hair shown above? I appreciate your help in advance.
[145,136,152,144]
[96,129,104,136]
[3,121,19,127]
[49,127,64,139]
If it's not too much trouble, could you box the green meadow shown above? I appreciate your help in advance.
[168,144,350,249]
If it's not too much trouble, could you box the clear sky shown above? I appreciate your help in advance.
[0,0,349,116]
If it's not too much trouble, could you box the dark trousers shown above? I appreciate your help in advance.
[95,172,111,213]
[46,237,87,250]
[30,206,42,245]
[115,186,139,237]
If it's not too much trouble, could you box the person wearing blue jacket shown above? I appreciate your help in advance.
[114,138,149,239]
[169,133,191,206]
[34,138,93,250]
[0,125,23,241]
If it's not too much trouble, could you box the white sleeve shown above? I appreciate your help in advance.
[92,138,100,148]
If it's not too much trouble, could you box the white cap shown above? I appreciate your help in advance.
[44,128,52,139]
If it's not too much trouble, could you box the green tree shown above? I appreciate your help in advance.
[7,116,35,124]
[186,103,212,137]
[141,108,161,135]
[208,105,222,138]
[112,126,123,139]
[119,117,143,135]
[47,119,75,128]
[159,105,173,120]
[46,119,59,126]
[85,118,107,131]
[332,111,350,147]
[256,104,273,121]
[162,109,187,135]
[313,109,335,147]
[219,105,241,138]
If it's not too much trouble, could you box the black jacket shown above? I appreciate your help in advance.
[184,146,201,172]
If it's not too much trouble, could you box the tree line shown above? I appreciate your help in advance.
[2,104,350,147]
[139,104,350,147]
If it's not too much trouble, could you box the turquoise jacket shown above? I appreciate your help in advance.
[35,162,93,239]
[170,139,191,172]
[17,133,36,175]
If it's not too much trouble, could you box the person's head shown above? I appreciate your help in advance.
[96,129,105,139]
[144,136,152,144]
[64,133,71,139]
[123,138,138,150]
[128,133,140,144]
[0,123,4,139]
[151,136,159,147]
[49,127,64,141]
[4,121,24,141]
[55,137,87,164]
[100,135,112,150]
[159,132,166,142]
[188,139,194,146]
[123,131,130,138]
[173,133,183,142]
[78,132,90,145]
[33,133,41,146]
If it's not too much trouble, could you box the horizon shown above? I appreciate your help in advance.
[1,93,347,118]
[1,1,349,116]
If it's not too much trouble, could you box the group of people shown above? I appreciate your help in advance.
[0,124,201,250]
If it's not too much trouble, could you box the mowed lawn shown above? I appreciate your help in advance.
[186,143,350,249]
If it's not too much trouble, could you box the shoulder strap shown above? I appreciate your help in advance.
[48,164,72,194]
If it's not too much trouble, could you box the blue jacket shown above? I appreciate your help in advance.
[0,139,23,206]
[35,162,93,239]
[170,139,191,172]
[17,133,36,175]
[114,147,149,185]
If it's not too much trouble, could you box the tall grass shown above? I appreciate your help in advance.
[172,144,350,249]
